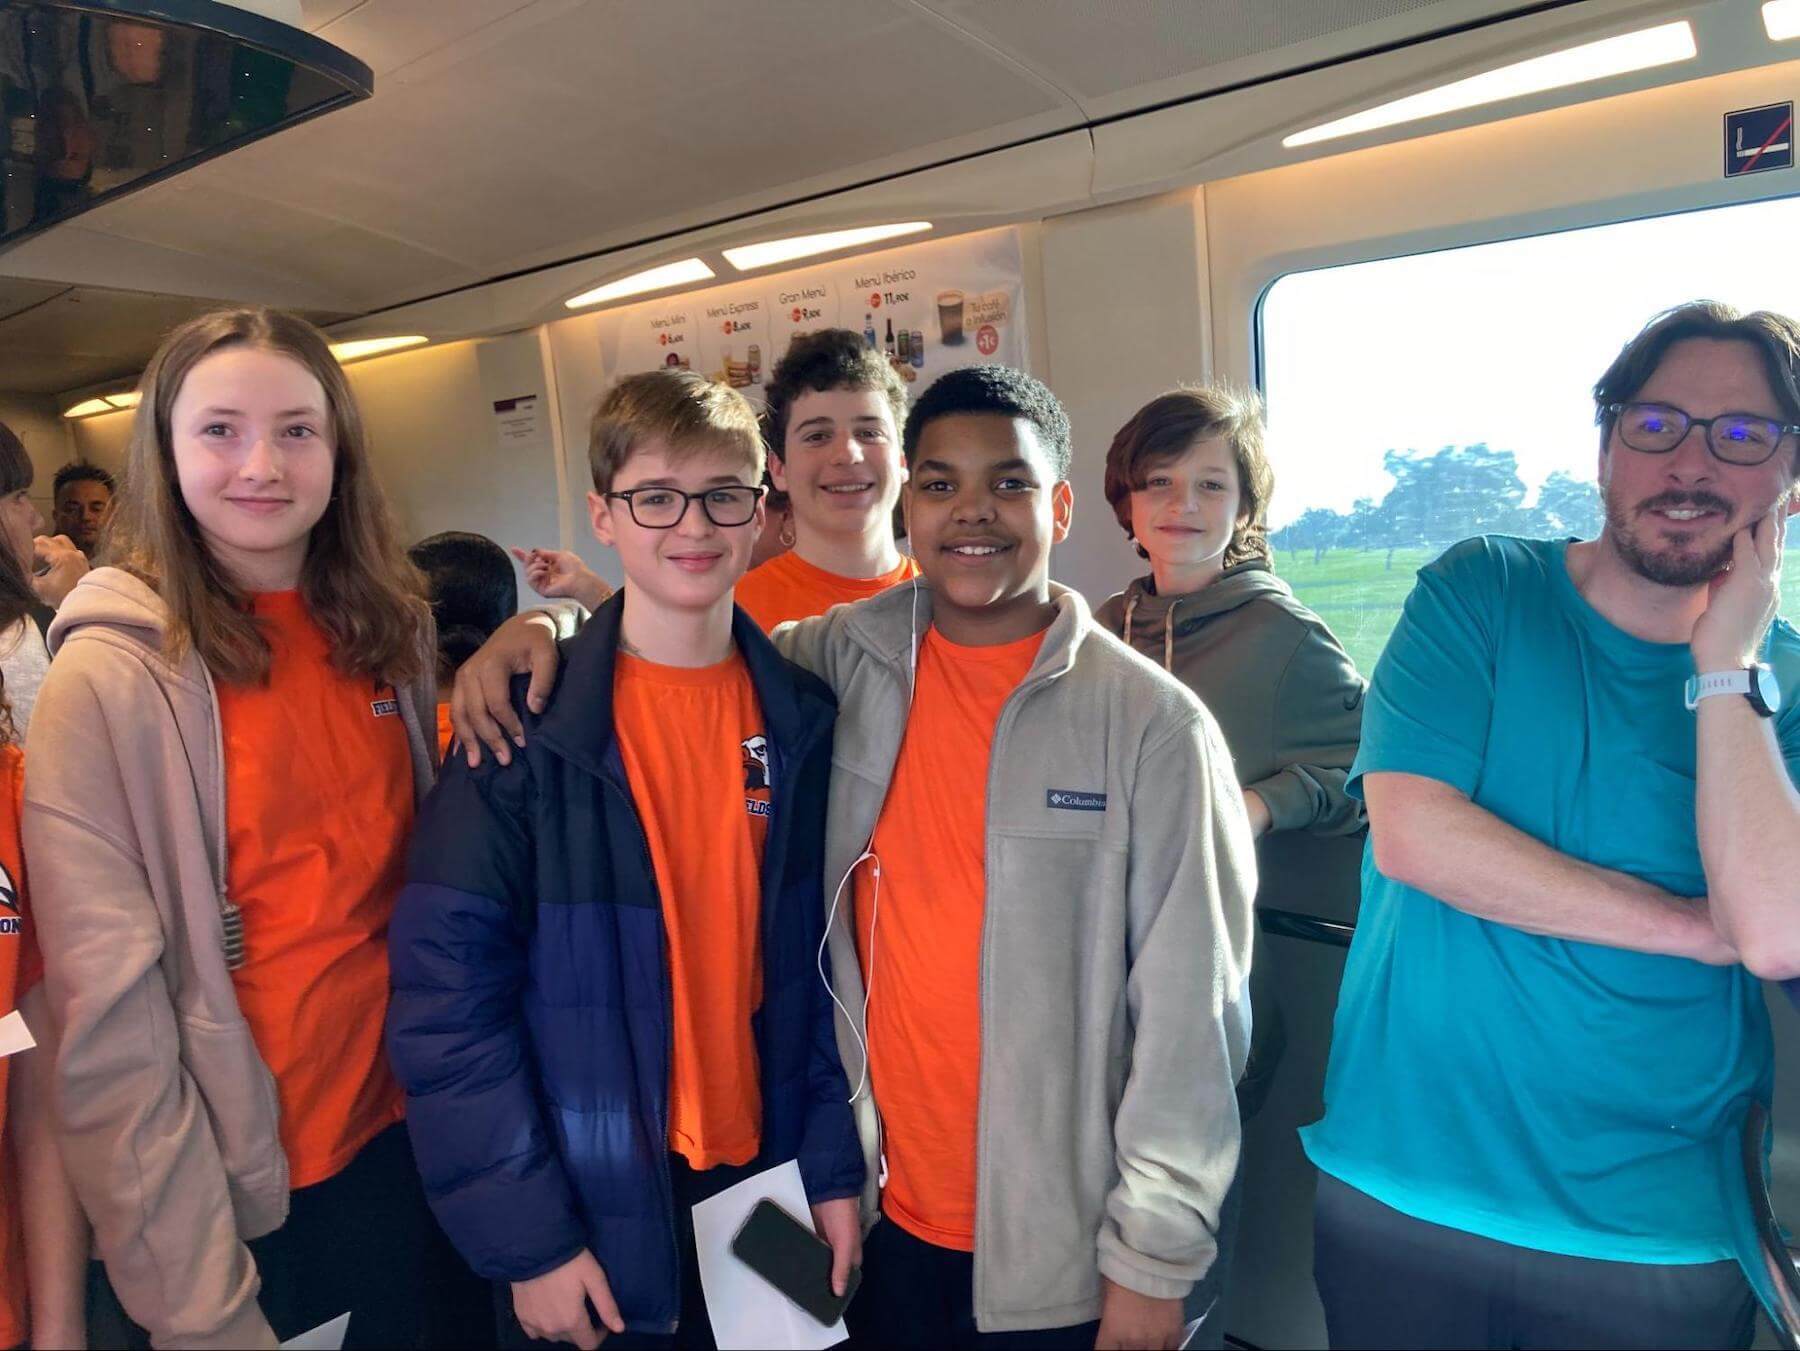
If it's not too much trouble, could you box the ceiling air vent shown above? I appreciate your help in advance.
[0,0,370,250]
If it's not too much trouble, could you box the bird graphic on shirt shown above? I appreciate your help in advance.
[742,735,770,791]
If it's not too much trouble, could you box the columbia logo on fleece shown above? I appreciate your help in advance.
[370,698,400,718]
[1046,789,1107,812]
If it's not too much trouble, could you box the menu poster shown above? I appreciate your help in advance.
[595,228,1027,406]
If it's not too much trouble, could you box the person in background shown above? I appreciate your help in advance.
[505,331,914,640]
[450,364,1256,1351]
[52,461,116,560]
[1302,301,1800,1350]
[24,307,455,1349]
[0,427,87,737]
[732,328,918,629]
[1097,386,1364,844]
[387,370,862,1350]
[410,530,519,758]
[1095,385,1365,1346]
[0,486,88,1351]
[511,544,613,611]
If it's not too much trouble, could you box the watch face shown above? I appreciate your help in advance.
[1754,665,1782,715]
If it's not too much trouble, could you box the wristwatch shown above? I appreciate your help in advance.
[1684,664,1781,717]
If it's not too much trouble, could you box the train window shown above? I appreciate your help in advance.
[1258,194,1800,677]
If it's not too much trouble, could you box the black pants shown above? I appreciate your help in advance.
[87,1123,485,1349]
[495,1155,760,1351]
[1313,1171,1758,1350]
[846,1217,1101,1351]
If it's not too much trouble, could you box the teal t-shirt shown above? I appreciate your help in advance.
[1301,535,1800,1264]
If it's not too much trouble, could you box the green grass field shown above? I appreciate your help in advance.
[1276,545,1800,679]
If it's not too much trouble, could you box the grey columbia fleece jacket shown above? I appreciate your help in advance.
[776,580,1255,1333]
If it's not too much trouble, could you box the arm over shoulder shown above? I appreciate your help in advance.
[1099,707,1257,1300]
[771,609,857,692]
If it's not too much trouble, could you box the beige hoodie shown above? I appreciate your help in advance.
[21,569,436,1350]
[777,581,1256,1333]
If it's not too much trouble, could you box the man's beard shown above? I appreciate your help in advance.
[1604,489,1735,587]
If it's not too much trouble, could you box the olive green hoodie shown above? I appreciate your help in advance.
[1094,561,1365,838]
[1096,562,1366,1118]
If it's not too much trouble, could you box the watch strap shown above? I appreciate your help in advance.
[1685,669,1752,710]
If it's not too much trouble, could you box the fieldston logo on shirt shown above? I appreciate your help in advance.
[0,860,19,935]
[742,734,773,817]
[1046,789,1107,812]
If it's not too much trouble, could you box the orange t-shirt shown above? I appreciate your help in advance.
[0,745,29,1348]
[855,626,1043,1250]
[216,592,413,1189]
[436,700,454,760]
[614,651,770,1169]
[735,551,920,632]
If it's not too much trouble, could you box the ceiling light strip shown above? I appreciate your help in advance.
[565,258,716,310]
[1283,20,1697,149]
[329,335,430,363]
[722,222,934,272]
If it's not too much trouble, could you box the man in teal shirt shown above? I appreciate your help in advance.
[1303,300,1800,1350]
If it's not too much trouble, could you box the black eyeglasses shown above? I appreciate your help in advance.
[1607,402,1800,467]
[604,484,764,529]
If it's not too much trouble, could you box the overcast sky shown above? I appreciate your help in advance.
[1260,193,1800,529]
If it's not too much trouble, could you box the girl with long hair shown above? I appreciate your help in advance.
[23,308,455,1348]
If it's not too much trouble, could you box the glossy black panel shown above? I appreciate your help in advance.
[0,0,370,248]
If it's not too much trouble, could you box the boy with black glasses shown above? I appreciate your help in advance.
[387,370,864,1349]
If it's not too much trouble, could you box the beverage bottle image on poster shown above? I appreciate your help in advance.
[591,228,1028,406]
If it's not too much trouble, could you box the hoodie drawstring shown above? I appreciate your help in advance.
[1118,589,1177,673]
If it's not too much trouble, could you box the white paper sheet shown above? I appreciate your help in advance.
[0,1009,34,1058]
[280,1312,349,1350]
[690,1160,847,1350]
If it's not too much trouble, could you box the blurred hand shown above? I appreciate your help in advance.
[510,1250,624,1350]
[512,546,613,612]
[810,1196,862,1298]
[1095,1277,1184,1350]
[449,613,562,768]
[32,535,88,609]
[1243,789,1272,838]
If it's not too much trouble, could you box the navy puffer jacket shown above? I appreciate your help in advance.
[387,597,863,1333]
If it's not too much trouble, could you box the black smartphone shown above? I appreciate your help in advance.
[729,1198,860,1326]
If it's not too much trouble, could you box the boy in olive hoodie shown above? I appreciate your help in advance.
[452,366,1256,1349]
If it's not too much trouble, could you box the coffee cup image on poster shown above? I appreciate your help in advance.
[596,228,1028,406]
